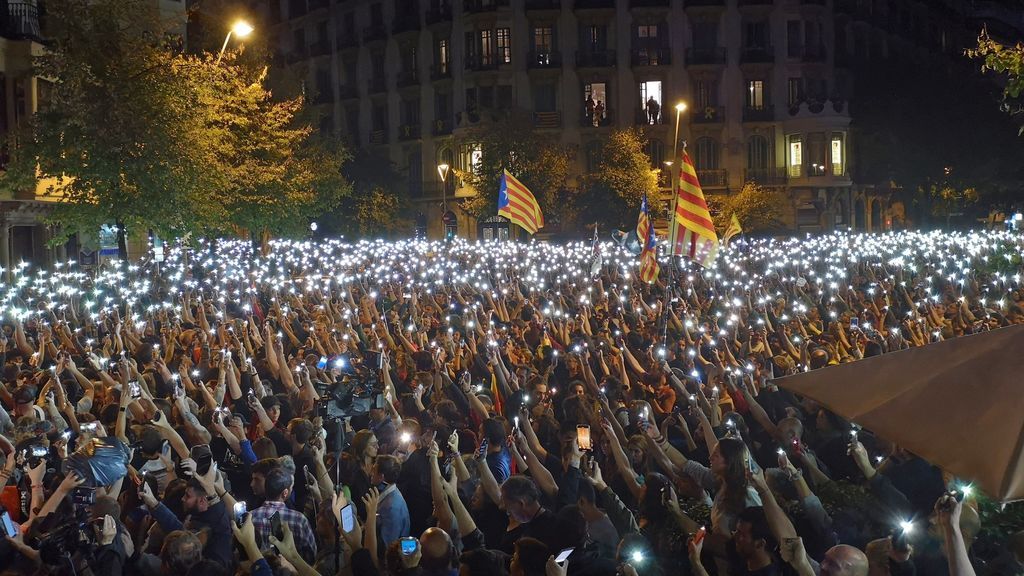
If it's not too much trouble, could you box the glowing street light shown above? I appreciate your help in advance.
[216,20,254,65]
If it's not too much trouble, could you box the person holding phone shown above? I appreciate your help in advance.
[248,467,318,563]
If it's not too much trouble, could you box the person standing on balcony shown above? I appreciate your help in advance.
[647,96,661,124]
[585,95,596,125]
[594,100,605,126]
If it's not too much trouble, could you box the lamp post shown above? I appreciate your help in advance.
[669,102,688,247]
[437,163,450,238]
[216,20,254,65]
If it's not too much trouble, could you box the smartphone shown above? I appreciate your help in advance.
[317,356,328,370]
[340,503,355,533]
[233,501,247,526]
[129,381,142,399]
[0,510,15,538]
[400,536,418,556]
[555,547,574,564]
[374,393,386,410]
[850,317,859,329]
[693,526,707,546]
[72,487,96,506]
[576,425,592,451]
[477,438,489,460]
[190,444,213,475]
[270,511,283,541]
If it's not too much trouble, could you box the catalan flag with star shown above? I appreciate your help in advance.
[498,170,544,235]
[637,194,660,283]
[669,151,719,267]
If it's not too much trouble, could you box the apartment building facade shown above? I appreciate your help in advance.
[265,0,968,238]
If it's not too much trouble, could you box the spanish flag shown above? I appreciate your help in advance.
[669,151,719,267]
[498,170,544,235]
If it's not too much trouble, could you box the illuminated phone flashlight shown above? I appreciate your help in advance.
[899,520,914,534]
[191,369,200,378]
[552,349,559,357]
[334,357,346,369]
[657,348,666,358]
[777,447,786,456]
[400,432,412,444]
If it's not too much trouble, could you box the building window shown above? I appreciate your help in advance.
[808,132,826,174]
[534,26,553,53]
[744,20,768,50]
[497,28,511,64]
[692,21,717,50]
[480,30,494,66]
[787,77,804,106]
[639,80,662,124]
[637,24,658,40]
[694,137,719,170]
[747,80,765,109]
[788,135,802,177]
[831,132,845,176]
[646,139,665,168]
[535,83,556,112]
[586,25,607,52]
[787,20,802,57]
[370,3,383,26]
[409,149,423,197]
[584,141,601,173]
[748,135,769,170]
[584,82,608,125]
[695,78,718,108]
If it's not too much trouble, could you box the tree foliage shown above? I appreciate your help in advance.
[456,109,573,228]
[6,0,350,249]
[588,128,661,216]
[967,30,1024,134]
[707,182,785,233]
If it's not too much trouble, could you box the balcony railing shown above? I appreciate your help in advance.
[464,0,509,14]
[742,105,774,122]
[685,47,727,65]
[580,109,613,127]
[525,0,561,9]
[576,49,616,67]
[431,63,452,80]
[527,51,562,68]
[399,124,422,141]
[738,0,774,5]
[465,55,500,71]
[433,117,453,135]
[636,109,668,125]
[686,0,725,6]
[802,44,827,62]
[740,46,774,63]
[337,34,359,49]
[692,105,724,124]
[696,169,727,187]
[1,2,41,41]
[393,15,421,35]
[631,0,669,7]
[309,39,331,56]
[533,111,562,128]
[362,24,387,43]
[631,47,671,66]
[369,130,387,145]
[744,167,788,185]
[574,0,614,7]
[426,4,453,24]
[398,70,419,87]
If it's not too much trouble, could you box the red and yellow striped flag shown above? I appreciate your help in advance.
[669,151,719,267]
[498,170,544,235]
[637,194,660,283]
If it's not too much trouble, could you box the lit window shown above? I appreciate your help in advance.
[788,136,802,177]
[831,133,844,176]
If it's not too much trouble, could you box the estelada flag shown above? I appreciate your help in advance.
[498,170,544,235]
[668,151,719,267]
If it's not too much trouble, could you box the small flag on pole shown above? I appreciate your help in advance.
[669,151,719,267]
[498,170,544,235]
[723,213,743,245]
[637,194,660,283]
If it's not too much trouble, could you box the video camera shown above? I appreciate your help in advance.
[314,351,383,420]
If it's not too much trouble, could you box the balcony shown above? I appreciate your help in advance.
[581,109,613,127]
[362,24,388,43]
[631,47,671,66]
[801,44,827,63]
[691,105,724,124]
[464,0,509,14]
[696,169,727,188]
[465,55,500,72]
[525,0,562,10]
[393,15,421,36]
[801,0,826,4]
[574,0,615,8]
[337,34,359,50]
[426,4,453,24]
[636,109,668,125]
[1,2,41,42]
[738,0,774,5]
[369,130,387,145]
[398,70,419,87]
[576,49,616,67]
[527,51,562,69]
[309,39,331,57]
[533,111,562,128]
[399,124,422,141]
[433,117,454,135]
[742,105,774,121]
[630,0,670,7]
[685,0,725,6]
[685,47,727,65]
[431,63,452,80]
[740,46,774,63]
[744,167,787,185]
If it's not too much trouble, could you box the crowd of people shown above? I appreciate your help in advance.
[0,229,1021,576]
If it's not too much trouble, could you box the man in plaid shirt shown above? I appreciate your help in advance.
[250,467,318,563]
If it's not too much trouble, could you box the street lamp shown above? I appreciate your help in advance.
[216,20,254,65]
[437,163,450,238]
[669,102,688,248]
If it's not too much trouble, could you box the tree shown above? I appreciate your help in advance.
[333,149,411,238]
[580,128,660,228]
[6,0,350,256]
[455,109,574,230]
[707,182,785,233]
[967,30,1024,134]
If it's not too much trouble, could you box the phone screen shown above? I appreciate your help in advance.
[340,503,355,533]
[576,425,592,451]
[233,501,247,525]
[0,511,15,538]
[191,444,213,475]
[694,526,707,545]
[129,382,141,399]
[400,537,418,555]
[555,547,574,563]
[270,511,283,540]
[477,438,489,460]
